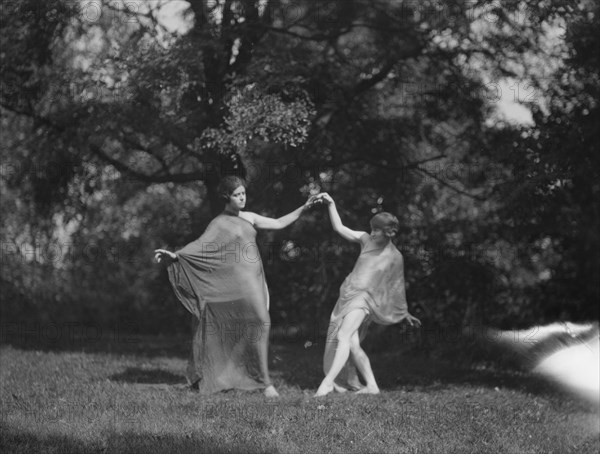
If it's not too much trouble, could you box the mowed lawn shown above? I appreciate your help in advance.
[1,334,598,454]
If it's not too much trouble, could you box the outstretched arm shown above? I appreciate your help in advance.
[244,195,319,230]
[318,193,366,243]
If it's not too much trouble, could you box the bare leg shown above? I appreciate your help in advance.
[349,332,380,394]
[315,310,366,397]
[346,359,365,390]
[257,310,277,398]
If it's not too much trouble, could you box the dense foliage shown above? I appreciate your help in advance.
[1,0,598,336]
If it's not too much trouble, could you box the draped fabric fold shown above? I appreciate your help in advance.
[324,237,409,386]
[167,214,271,394]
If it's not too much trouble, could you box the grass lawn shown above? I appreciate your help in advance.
[1,333,598,454]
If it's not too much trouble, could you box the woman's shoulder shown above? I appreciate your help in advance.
[388,244,404,263]
[386,240,402,253]
[358,233,371,247]
[208,214,228,226]
[238,211,256,226]
[213,211,255,226]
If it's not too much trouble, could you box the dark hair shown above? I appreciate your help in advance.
[370,212,399,236]
[217,175,246,200]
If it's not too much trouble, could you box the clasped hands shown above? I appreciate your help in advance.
[304,192,334,209]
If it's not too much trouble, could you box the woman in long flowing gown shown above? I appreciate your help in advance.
[155,176,316,397]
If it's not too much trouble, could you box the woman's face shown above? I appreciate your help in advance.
[369,226,389,245]
[369,222,393,245]
[227,185,246,210]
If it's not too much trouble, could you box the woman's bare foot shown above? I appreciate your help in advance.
[347,377,365,391]
[314,380,334,397]
[355,386,380,395]
[333,383,348,393]
[264,385,279,398]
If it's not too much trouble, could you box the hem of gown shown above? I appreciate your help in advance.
[328,294,372,335]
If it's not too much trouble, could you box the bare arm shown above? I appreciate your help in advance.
[318,193,366,243]
[243,195,318,230]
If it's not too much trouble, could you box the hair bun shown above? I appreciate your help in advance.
[217,175,246,200]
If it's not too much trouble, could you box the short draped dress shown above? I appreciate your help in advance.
[323,235,409,386]
[167,213,272,394]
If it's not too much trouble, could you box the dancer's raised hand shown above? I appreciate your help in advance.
[303,194,321,210]
[315,192,334,205]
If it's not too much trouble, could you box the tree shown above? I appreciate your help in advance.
[2,1,595,333]
[496,0,600,321]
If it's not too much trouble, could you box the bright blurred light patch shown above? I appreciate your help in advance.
[490,322,599,405]
[533,321,595,339]
[158,1,194,34]
[490,322,596,348]
[534,334,599,405]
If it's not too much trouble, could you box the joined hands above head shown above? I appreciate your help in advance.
[302,194,322,211]
[306,192,334,208]
[314,192,334,205]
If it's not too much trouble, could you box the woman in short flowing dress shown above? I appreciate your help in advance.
[314,193,421,397]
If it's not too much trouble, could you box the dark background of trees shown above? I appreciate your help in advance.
[1,0,598,340]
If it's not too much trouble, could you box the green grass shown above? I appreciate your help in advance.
[1,336,598,454]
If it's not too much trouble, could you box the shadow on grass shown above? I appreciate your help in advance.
[109,367,185,385]
[0,424,279,454]
[0,333,191,359]
[2,330,589,404]
[271,342,575,402]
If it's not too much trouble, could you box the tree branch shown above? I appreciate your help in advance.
[120,135,171,173]
[104,0,174,38]
[88,142,205,184]
[0,102,66,132]
[416,166,487,201]
[314,153,447,174]
[1,101,208,185]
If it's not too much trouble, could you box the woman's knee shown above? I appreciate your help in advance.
[336,311,366,340]
[349,339,365,357]
[335,328,354,344]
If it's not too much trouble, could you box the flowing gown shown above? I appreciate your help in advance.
[167,213,272,394]
[324,235,409,387]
